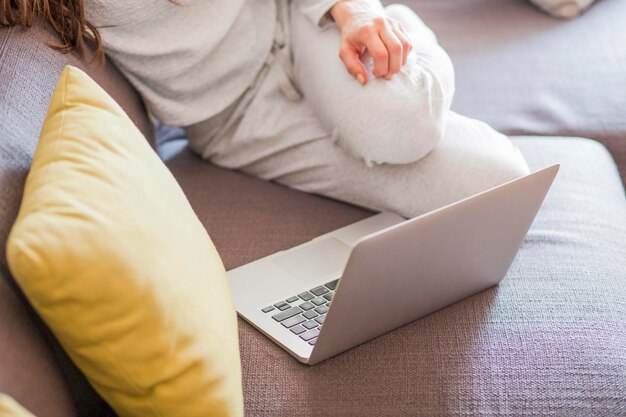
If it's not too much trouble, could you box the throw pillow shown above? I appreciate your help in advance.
[6,66,243,417]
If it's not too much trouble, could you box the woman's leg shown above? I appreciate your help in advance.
[290,3,455,165]
[186,4,529,218]
[187,90,529,217]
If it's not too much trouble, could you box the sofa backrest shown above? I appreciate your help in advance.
[0,21,153,417]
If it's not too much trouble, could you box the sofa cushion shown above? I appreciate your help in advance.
[395,0,626,182]
[0,266,77,417]
[0,23,155,417]
[166,136,625,415]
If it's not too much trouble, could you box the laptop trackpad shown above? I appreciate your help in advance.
[273,238,351,284]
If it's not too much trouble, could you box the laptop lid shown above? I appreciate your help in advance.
[308,164,559,365]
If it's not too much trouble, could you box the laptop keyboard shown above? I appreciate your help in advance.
[261,279,339,346]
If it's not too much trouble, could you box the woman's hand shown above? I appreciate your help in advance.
[330,0,412,85]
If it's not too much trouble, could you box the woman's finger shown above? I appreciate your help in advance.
[392,24,412,66]
[339,43,368,85]
[379,28,403,79]
[365,33,389,78]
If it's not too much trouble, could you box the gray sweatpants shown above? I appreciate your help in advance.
[185,3,529,218]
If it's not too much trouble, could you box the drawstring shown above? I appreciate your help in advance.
[268,0,302,102]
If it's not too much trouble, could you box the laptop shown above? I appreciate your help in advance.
[227,164,559,365]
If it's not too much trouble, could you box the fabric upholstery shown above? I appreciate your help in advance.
[166,137,626,415]
[0,268,76,417]
[395,0,626,182]
[7,66,243,417]
[0,23,154,417]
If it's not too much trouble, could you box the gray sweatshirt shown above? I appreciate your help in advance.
[86,0,339,126]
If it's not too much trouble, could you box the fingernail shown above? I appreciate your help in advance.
[357,74,365,85]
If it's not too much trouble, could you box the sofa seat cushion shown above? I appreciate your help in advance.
[394,0,626,182]
[166,136,625,415]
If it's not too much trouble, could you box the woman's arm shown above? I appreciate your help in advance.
[329,0,412,84]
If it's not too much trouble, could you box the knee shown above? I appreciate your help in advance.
[335,71,451,165]
[346,111,445,166]
[334,32,455,165]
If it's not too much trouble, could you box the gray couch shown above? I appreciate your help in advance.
[1,0,625,416]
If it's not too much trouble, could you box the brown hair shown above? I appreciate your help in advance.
[0,0,104,61]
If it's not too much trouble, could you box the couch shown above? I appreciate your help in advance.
[1,0,625,416]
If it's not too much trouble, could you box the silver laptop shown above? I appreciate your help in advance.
[227,164,559,365]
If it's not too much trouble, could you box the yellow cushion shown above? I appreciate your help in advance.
[6,66,243,417]
[0,395,36,417]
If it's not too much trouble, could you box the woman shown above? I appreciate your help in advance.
[2,0,528,217]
